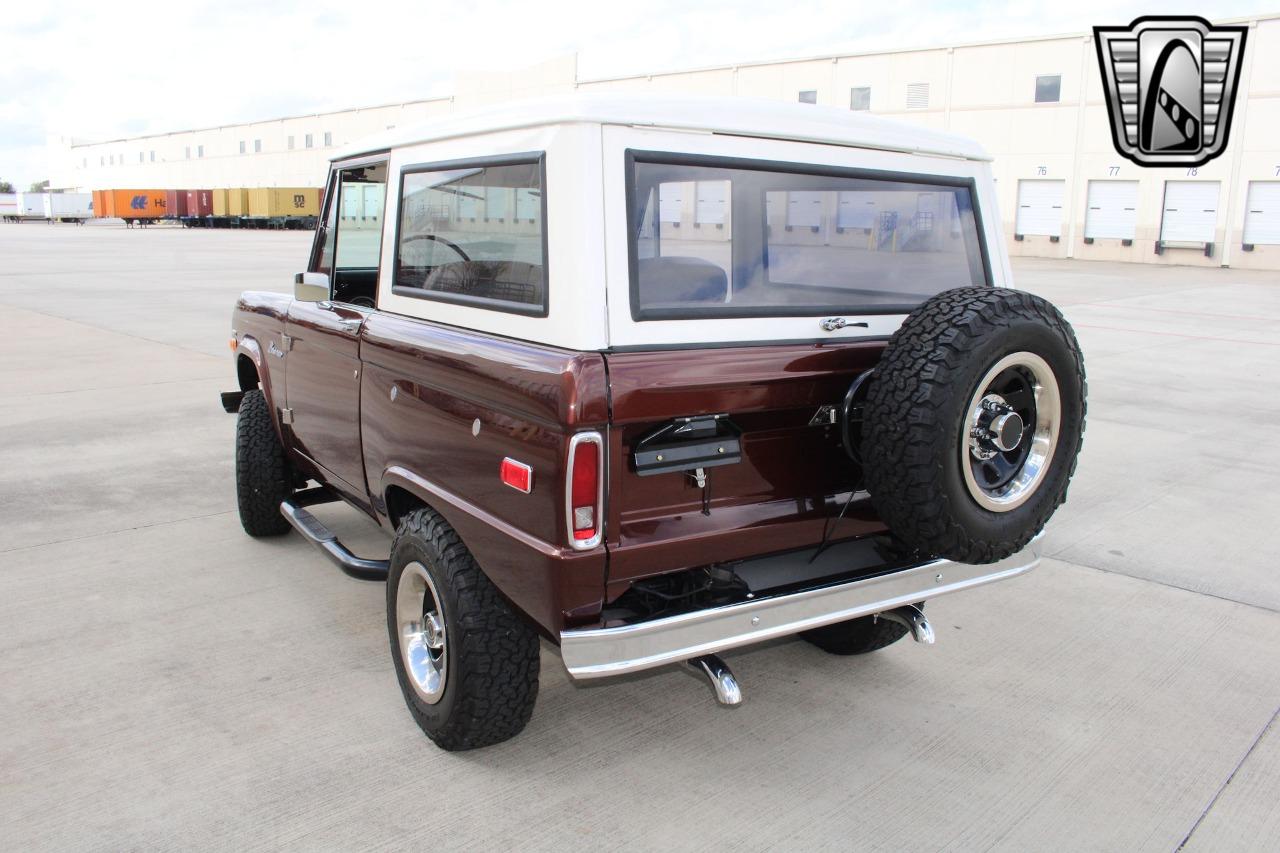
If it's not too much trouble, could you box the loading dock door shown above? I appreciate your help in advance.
[837,191,876,229]
[1243,182,1280,245]
[1015,180,1064,237]
[787,191,824,229]
[1160,181,1219,243]
[1084,180,1138,240]
[659,183,684,224]
[695,182,727,226]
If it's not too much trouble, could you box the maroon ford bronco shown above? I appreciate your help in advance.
[224,95,1085,750]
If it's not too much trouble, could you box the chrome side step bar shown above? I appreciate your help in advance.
[280,488,389,582]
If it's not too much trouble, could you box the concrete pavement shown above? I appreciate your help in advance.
[2,223,1277,851]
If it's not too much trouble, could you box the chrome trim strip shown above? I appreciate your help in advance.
[559,537,1042,678]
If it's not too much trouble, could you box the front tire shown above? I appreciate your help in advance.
[235,389,292,537]
[387,508,540,751]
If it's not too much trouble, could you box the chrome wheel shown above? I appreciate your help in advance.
[961,351,1061,512]
[396,561,447,704]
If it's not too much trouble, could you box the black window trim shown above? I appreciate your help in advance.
[390,151,549,318]
[625,149,993,322]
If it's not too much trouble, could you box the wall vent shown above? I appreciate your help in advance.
[906,82,930,110]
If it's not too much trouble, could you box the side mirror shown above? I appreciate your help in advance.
[294,271,330,302]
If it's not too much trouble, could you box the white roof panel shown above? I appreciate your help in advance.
[334,92,991,162]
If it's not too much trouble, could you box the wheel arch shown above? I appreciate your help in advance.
[378,465,585,639]
[233,335,285,443]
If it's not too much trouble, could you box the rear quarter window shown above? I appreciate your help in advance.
[628,152,989,320]
[393,155,548,317]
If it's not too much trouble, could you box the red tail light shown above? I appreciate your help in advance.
[566,432,603,549]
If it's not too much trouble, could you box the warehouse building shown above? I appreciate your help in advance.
[49,14,1280,270]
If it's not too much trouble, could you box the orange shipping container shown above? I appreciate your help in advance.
[106,189,166,219]
[91,190,104,218]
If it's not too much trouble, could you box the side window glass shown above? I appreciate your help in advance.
[393,158,546,316]
[310,162,387,309]
[335,164,387,272]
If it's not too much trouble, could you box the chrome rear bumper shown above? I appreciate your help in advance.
[559,537,1041,679]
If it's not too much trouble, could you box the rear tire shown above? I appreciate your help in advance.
[387,508,540,751]
[235,389,292,537]
[800,614,910,655]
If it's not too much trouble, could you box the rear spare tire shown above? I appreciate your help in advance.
[861,287,1085,563]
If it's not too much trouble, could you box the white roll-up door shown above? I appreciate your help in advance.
[659,182,685,224]
[1160,181,1219,243]
[837,191,876,228]
[1243,182,1280,245]
[787,191,824,228]
[695,181,727,225]
[1015,180,1064,237]
[1084,180,1138,239]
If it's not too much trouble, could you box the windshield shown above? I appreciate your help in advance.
[629,155,988,320]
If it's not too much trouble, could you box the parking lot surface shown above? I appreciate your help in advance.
[3,223,1278,851]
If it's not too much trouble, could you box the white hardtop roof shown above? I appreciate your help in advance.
[335,92,991,162]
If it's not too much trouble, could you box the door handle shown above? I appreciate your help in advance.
[336,317,362,330]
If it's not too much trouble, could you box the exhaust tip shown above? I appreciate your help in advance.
[686,654,743,706]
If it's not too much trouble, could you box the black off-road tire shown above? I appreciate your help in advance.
[387,508,540,751]
[800,614,911,655]
[235,389,292,537]
[862,287,1086,563]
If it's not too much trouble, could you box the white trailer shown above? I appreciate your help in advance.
[0,193,16,222]
[12,193,46,221]
[44,193,92,223]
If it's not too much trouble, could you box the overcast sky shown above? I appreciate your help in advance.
[0,0,1269,187]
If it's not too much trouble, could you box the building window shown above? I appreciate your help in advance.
[185,146,191,159]
[254,139,262,153]
[850,87,871,111]
[798,90,818,105]
[1035,75,1061,103]
[100,156,105,166]
[109,155,114,165]
[198,145,204,158]
[149,151,155,162]
[82,158,87,169]
[239,141,246,154]
[139,152,145,163]
[288,135,295,150]
[305,134,313,148]
[324,131,332,146]
[906,82,930,110]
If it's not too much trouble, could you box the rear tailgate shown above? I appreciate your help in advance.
[603,340,890,599]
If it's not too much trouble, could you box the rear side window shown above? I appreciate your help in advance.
[629,153,988,320]
[393,155,547,316]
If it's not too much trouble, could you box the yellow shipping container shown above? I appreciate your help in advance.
[227,188,249,216]
[247,187,320,218]
[211,189,229,217]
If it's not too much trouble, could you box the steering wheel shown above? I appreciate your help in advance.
[401,234,472,263]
